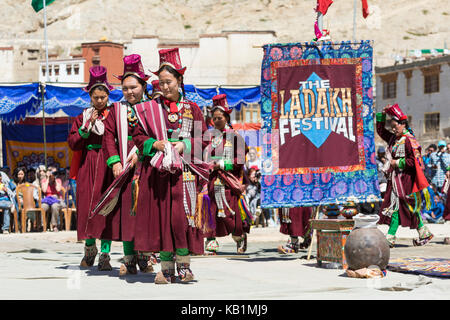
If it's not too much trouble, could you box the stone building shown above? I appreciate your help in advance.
[375,55,450,144]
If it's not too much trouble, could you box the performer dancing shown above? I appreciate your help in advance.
[131,48,207,284]
[68,66,115,270]
[277,207,313,254]
[376,104,433,247]
[100,54,153,275]
[203,94,249,255]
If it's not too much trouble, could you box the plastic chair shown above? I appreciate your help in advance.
[16,183,46,233]
[62,188,77,231]
[8,207,19,233]
[59,187,73,231]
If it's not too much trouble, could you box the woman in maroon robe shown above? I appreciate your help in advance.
[68,66,116,271]
[97,54,154,276]
[376,104,433,247]
[203,94,249,255]
[131,48,207,284]
[277,207,313,254]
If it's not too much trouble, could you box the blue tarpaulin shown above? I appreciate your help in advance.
[0,83,261,122]
[0,83,40,123]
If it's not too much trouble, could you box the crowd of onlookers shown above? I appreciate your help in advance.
[0,165,76,234]
[377,139,450,224]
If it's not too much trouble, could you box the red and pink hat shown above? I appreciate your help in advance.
[83,66,114,93]
[212,94,232,114]
[386,104,408,121]
[115,54,150,82]
[152,48,186,75]
[151,80,162,96]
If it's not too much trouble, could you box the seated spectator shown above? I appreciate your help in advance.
[0,171,16,234]
[422,195,445,223]
[26,167,37,183]
[34,165,47,189]
[13,167,27,186]
[40,167,65,232]
[13,166,39,229]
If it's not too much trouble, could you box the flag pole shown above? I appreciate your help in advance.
[352,0,357,42]
[42,0,48,170]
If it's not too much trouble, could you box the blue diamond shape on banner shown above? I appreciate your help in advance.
[284,72,343,148]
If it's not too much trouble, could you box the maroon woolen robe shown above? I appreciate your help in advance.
[131,98,207,254]
[87,103,137,241]
[203,129,249,238]
[376,121,420,229]
[67,108,114,241]
[279,207,312,237]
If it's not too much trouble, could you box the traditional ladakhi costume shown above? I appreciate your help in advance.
[203,94,250,255]
[277,207,313,254]
[376,104,433,247]
[100,54,154,275]
[131,48,207,284]
[67,66,116,270]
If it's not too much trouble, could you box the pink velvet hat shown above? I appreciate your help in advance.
[83,66,114,92]
[115,54,150,82]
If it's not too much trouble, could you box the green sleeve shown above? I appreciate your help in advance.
[376,112,386,122]
[78,127,90,139]
[143,138,157,157]
[182,139,191,155]
[447,166,450,172]
[106,155,121,168]
[224,159,234,171]
[397,158,405,170]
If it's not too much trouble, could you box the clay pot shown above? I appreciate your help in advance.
[324,204,340,219]
[341,206,358,219]
[344,216,390,270]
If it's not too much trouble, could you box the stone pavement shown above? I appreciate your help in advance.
[1,223,450,300]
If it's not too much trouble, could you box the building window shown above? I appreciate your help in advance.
[49,66,52,76]
[74,64,79,75]
[54,65,59,76]
[66,65,72,75]
[235,103,261,123]
[406,77,411,96]
[424,73,439,93]
[382,81,396,99]
[424,112,440,133]
[42,66,46,77]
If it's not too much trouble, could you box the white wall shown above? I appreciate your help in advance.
[227,33,275,85]
[0,49,14,82]
[39,59,85,83]
[125,31,276,86]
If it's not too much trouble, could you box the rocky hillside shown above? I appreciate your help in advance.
[0,0,448,66]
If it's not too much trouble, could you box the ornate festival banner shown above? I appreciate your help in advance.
[260,41,381,208]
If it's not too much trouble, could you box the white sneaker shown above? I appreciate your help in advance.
[2,230,9,234]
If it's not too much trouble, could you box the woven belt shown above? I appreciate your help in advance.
[86,144,102,150]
